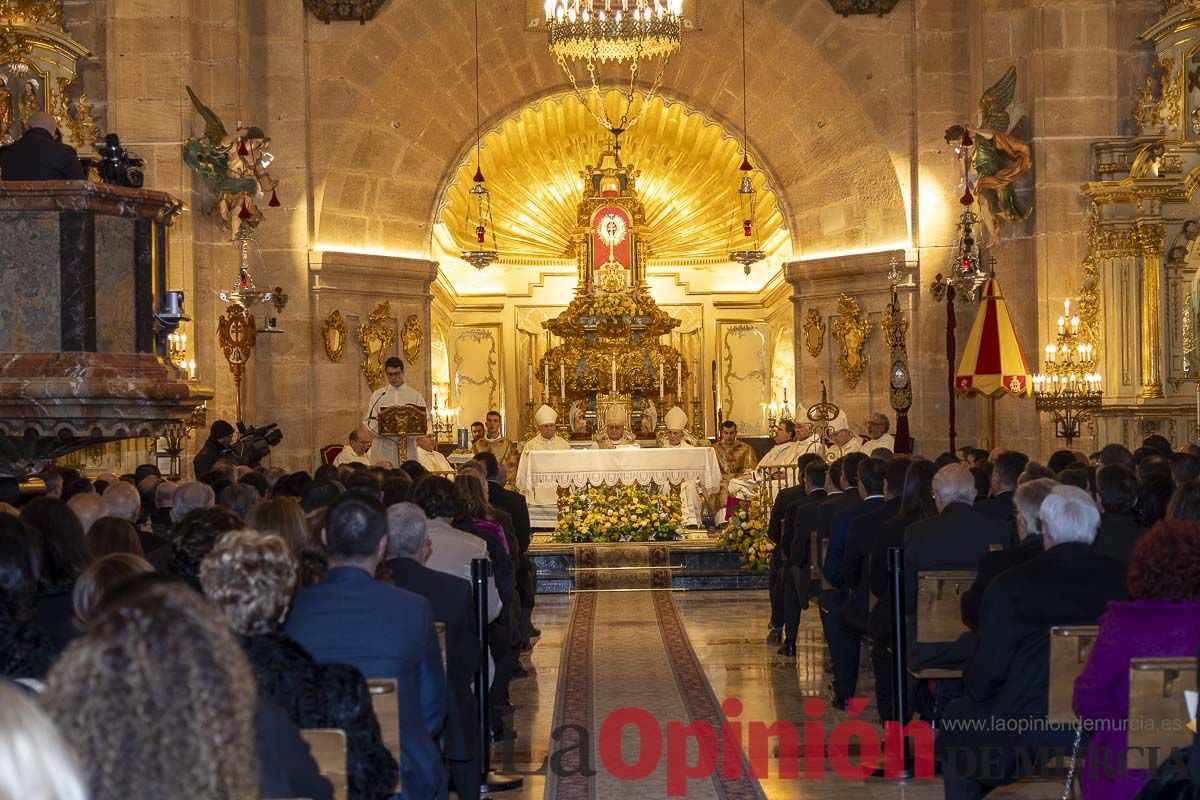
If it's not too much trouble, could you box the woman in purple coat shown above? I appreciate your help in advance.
[1074,520,1200,800]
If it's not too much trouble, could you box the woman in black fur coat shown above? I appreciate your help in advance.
[200,529,398,800]
[0,515,59,680]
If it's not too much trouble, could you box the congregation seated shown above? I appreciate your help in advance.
[0,515,59,680]
[1073,520,1200,800]
[1169,481,1200,524]
[473,450,537,647]
[937,484,1128,800]
[285,493,448,800]
[385,503,482,800]
[70,553,152,627]
[85,517,143,558]
[200,529,398,800]
[169,480,216,525]
[1094,464,1147,565]
[20,497,91,649]
[973,450,1027,523]
[903,463,1011,670]
[44,574,331,800]
[0,680,89,799]
[245,495,329,588]
[162,506,242,590]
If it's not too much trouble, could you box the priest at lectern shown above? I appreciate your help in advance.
[363,356,426,466]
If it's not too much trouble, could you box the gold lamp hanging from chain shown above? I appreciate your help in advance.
[728,0,765,275]
[461,0,499,270]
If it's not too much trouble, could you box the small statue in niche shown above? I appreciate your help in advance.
[182,86,280,240]
[944,66,1033,238]
[18,77,38,132]
[0,77,13,142]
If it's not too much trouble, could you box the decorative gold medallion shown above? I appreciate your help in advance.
[218,304,257,420]
[803,308,826,358]
[401,313,423,363]
[356,301,396,391]
[832,294,873,389]
[322,309,347,362]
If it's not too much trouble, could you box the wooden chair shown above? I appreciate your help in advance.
[435,620,447,676]
[1127,657,1198,770]
[1046,625,1099,725]
[910,570,976,680]
[367,678,402,794]
[300,728,348,800]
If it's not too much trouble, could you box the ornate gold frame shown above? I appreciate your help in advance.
[356,301,395,391]
[832,294,873,389]
[802,307,825,358]
[401,313,423,363]
[322,309,347,362]
[218,304,256,420]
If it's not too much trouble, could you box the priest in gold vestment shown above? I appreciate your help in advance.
[711,420,757,518]
[472,410,522,480]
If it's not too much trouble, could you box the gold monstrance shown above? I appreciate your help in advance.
[540,141,690,439]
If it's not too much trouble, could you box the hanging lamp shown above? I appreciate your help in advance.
[461,0,499,270]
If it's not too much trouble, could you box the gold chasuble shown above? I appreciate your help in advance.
[472,435,522,477]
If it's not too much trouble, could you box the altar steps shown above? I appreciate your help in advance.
[529,540,769,593]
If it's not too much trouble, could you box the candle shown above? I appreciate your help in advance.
[1070,315,1080,335]
[1057,315,1065,335]
[543,357,549,403]
[658,365,664,400]
[611,355,617,394]
[692,358,699,401]
[676,360,682,398]
[560,363,565,401]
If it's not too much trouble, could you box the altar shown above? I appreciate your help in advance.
[515,447,721,529]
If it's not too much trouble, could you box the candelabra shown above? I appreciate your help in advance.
[1032,299,1102,447]
[430,394,457,444]
[765,388,794,430]
[165,331,196,379]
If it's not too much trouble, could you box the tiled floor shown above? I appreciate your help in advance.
[498,590,945,799]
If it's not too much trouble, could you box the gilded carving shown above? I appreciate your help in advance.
[882,300,908,350]
[378,404,428,437]
[826,0,900,15]
[832,295,874,390]
[1138,222,1167,399]
[401,314,423,363]
[302,0,387,23]
[356,301,396,391]
[1155,57,1182,131]
[802,308,825,358]
[218,304,256,421]
[322,309,347,362]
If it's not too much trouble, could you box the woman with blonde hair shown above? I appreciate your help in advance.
[201,529,396,800]
[0,681,88,800]
[245,496,327,588]
[43,574,329,800]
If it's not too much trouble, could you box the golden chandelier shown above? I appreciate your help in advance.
[544,0,683,134]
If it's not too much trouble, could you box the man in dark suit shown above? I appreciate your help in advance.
[286,493,449,800]
[842,457,907,635]
[472,451,538,646]
[937,485,1128,800]
[0,111,85,180]
[822,457,887,706]
[961,477,1057,631]
[1091,463,1146,566]
[904,463,1011,669]
[385,502,481,800]
[973,450,1028,525]
[778,460,828,656]
[766,452,826,644]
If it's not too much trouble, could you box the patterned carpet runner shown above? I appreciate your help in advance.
[543,590,767,799]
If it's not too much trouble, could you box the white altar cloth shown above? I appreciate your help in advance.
[515,447,721,492]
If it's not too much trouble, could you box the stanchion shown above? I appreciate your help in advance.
[472,557,523,793]
[870,545,915,780]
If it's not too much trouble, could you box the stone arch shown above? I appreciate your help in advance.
[308,0,911,260]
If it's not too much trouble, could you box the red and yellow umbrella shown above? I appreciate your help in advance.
[955,277,1032,398]
[954,278,1032,447]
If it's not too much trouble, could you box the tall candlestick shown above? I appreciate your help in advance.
[676,360,682,398]
[658,365,664,400]
[560,363,565,401]
[543,357,549,403]
[693,358,699,402]
[611,355,617,394]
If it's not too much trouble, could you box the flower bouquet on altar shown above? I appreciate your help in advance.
[718,487,773,571]
[552,484,682,543]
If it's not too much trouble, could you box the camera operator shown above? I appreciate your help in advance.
[0,111,86,181]
[193,419,235,478]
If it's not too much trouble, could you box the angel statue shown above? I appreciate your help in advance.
[183,86,279,240]
[944,66,1032,238]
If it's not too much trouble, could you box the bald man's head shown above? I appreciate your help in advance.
[68,492,109,534]
[103,480,141,523]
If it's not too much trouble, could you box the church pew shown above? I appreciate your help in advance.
[910,570,976,680]
[367,678,403,794]
[1047,625,1099,725]
[1127,656,1197,770]
[300,728,348,800]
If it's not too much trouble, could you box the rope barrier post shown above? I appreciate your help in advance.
[472,557,523,793]
[886,545,915,779]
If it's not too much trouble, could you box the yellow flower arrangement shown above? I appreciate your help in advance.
[717,485,774,571]
[553,484,682,543]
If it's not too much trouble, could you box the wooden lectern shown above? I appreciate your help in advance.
[379,404,428,463]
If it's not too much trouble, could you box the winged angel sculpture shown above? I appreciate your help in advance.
[183,87,279,240]
[944,66,1033,237]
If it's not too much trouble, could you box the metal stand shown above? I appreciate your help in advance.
[871,546,915,780]
[472,558,523,793]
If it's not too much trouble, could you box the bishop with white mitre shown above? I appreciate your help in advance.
[825,411,865,461]
[362,356,426,467]
[520,404,571,507]
[662,406,704,526]
[592,404,640,449]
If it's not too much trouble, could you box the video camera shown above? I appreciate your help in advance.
[82,133,145,188]
[222,421,283,467]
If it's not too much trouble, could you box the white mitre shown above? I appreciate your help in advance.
[829,411,851,433]
[604,403,628,426]
[534,404,557,426]
[664,406,689,431]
